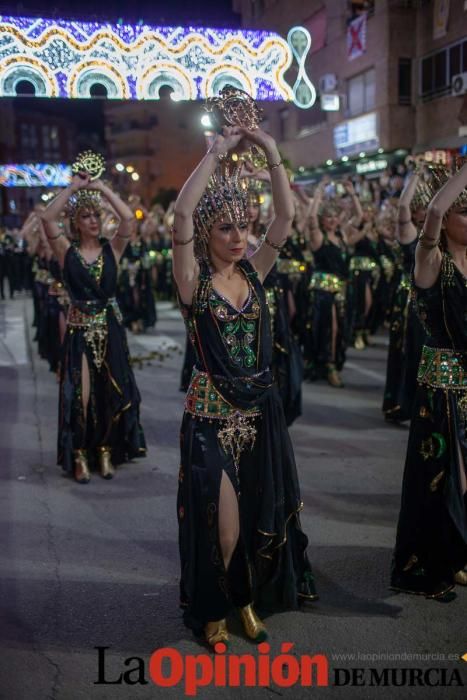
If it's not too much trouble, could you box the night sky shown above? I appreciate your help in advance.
[0,1,241,26]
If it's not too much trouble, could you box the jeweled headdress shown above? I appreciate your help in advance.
[419,158,467,213]
[67,150,106,225]
[67,189,102,223]
[193,87,262,260]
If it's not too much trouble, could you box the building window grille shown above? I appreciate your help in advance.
[347,68,375,117]
[420,38,467,101]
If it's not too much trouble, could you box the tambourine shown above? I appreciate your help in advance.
[72,150,106,181]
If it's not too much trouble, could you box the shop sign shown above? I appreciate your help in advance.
[356,159,388,174]
[333,112,379,157]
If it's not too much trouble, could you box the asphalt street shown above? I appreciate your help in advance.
[0,297,465,700]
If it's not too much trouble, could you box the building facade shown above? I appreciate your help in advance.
[104,97,207,205]
[233,0,467,179]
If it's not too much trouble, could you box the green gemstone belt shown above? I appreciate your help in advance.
[185,369,260,420]
[309,271,346,295]
[417,345,467,390]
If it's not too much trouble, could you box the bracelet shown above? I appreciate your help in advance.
[267,158,284,170]
[398,218,412,225]
[264,235,287,251]
[267,159,283,171]
[116,232,131,239]
[418,231,439,250]
[173,234,194,246]
[46,231,63,241]
[208,149,227,162]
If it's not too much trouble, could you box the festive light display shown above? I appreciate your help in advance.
[0,15,309,102]
[0,163,71,187]
[287,27,316,109]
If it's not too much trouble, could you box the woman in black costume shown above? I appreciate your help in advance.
[245,181,303,425]
[117,224,157,334]
[40,171,146,483]
[304,179,363,387]
[172,118,317,650]
[383,171,427,423]
[391,161,467,599]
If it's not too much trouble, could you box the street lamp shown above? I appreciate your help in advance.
[201,114,213,128]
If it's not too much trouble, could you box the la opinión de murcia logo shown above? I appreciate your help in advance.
[94,644,329,694]
[94,646,465,694]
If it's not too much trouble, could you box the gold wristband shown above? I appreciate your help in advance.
[173,234,194,246]
[267,159,283,171]
[264,235,287,251]
[418,231,439,250]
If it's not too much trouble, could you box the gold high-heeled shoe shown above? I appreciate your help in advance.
[454,569,467,585]
[204,619,229,650]
[73,449,90,484]
[98,446,115,479]
[238,604,268,643]
[354,332,365,350]
[326,364,344,388]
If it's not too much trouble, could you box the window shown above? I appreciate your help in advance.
[347,68,375,117]
[398,58,411,106]
[420,38,467,101]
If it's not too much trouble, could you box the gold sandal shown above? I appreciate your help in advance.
[204,619,229,650]
[238,604,268,643]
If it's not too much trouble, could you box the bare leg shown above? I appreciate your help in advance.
[218,470,240,570]
[81,353,91,424]
[331,302,338,363]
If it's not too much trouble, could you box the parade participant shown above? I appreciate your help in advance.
[391,161,467,599]
[117,221,157,334]
[349,202,381,350]
[40,157,146,484]
[172,92,317,650]
[245,179,303,425]
[304,179,363,387]
[369,208,398,335]
[383,170,427,423]
[0,228,15,300]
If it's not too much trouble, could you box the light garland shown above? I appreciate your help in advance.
[0,15,299,101]
[0,163,72,187]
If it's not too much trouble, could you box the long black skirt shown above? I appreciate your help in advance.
[177,399,317,635]
[304,287,349,379]
[391,385,467,597]
[57,311,146,472]
[383,283,425,422]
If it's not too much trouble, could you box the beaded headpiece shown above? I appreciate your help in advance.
[319,200,341,218]
[421,158,467,213]
[67,189,102,224]
[193,87,262,260]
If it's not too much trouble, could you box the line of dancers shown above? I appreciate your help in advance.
[5,88,466,650]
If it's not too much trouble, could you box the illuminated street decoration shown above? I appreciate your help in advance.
[287,27,316,109]
[0,15,305,102]
[0,163,71,187]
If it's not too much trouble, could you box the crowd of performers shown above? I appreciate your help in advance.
[1,96,465,646]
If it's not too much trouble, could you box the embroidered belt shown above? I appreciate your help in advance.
[35,269,52,284]
[185,369,261,480]
[417,346,467,391]
[67,298,122,369]
[276,258,307,277]
[398,273,411,292]
[185,369,260,420]
[380,254,395,281]
[309,271,346,295]
[349,256,378,273]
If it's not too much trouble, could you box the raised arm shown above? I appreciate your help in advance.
[88,180,134,262]
[306,180,326,251]
[414,162,467,288]
[397,170,419,245]
[39,175,88,266]
[247,130,294,281]
[172,126,244,305]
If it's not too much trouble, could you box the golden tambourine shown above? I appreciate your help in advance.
[206,86,263,131]
[72,150,106,181]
